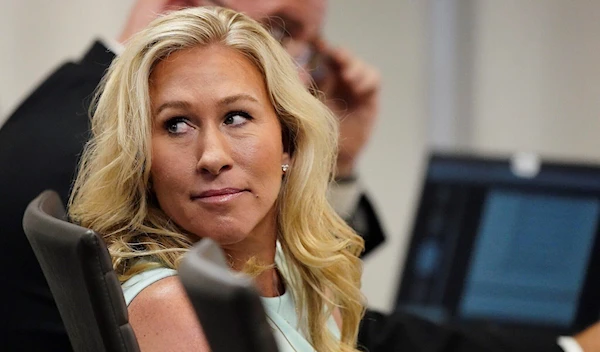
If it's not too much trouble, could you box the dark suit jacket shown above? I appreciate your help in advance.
[0,41,389,351]
[359,310,563,352]
[0,41,113,350]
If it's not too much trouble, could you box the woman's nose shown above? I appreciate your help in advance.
[196,128,233,176]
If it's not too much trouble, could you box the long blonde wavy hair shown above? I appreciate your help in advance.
[68,6,364,352]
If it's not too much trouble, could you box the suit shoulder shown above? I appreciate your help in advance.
[7,41,114,118]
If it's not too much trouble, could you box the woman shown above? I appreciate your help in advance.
[68,6,364,352]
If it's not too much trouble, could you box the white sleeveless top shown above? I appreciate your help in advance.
[121,262,340,351]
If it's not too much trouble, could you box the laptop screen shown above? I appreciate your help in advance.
[395,153,600,333]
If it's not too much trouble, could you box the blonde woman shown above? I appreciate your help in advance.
[69,6,364,352]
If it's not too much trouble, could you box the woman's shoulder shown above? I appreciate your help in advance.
[122,266,178,306]
[127,275,211,351]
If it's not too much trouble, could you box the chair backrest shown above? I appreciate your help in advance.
[22,190,139,352]
[178,239,279,352]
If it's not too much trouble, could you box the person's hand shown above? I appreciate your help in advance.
[574,321,600,352]
[118,0,203,44]
[314,40,381,178]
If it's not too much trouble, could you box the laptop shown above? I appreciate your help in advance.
[395,152,600,336]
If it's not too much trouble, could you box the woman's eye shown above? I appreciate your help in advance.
[223,111,252,126]
[165,118,191,134]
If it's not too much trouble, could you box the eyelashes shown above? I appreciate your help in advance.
[224,110,253,126]
[164,117,190,134]
[163,110,254,134]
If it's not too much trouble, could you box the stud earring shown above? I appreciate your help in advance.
[281,164,289,173]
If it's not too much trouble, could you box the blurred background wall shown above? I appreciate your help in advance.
[469,0,600,161]
[1,0,599,312]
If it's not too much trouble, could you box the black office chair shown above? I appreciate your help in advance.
[22,190,140,352]
[178,238,279,352]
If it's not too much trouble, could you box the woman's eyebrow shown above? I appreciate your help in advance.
[155,94,259,115]
[155,100,191,115]
[217,93,259,106]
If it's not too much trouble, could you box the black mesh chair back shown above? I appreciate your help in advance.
[22,190,139,352]
[178,238,279,352]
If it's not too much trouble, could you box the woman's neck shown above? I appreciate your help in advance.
[223,249,284,297]
[255,266,285,297]
[220,210,283,297]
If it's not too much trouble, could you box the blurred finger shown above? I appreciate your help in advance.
[341,58,380,96]
[341,59,364,85]
[327,47,353,72]
[314,39,352,71]
[353,66,381,97]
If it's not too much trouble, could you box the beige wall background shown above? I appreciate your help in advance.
[0,1,132,120]
[469,0,600,162]
[323,0,428,311]
[1,0,599,312]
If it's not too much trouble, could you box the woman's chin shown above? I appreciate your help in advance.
[197,229,250,247]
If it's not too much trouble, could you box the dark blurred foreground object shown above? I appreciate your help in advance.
[178,238,279,352]
[359,309,562,352]
[22,190,139,352]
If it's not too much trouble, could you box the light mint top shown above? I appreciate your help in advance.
[122,266,177,305]
[121,255,340,351]
[261,287,341,352]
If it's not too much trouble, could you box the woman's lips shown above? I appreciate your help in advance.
[192,188,247,204]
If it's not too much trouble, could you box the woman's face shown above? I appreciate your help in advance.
[149,45,290,249]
